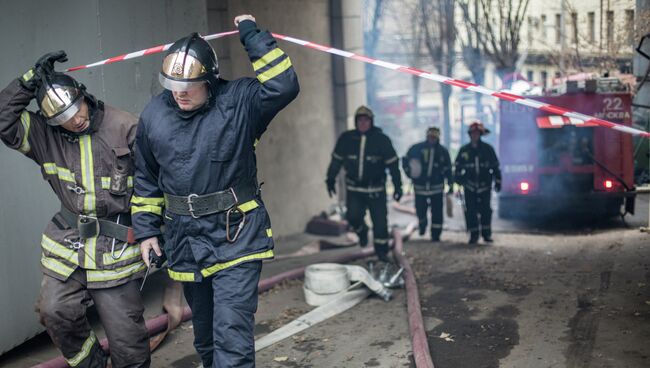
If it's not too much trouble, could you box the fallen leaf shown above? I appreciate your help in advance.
[273,356,288,362]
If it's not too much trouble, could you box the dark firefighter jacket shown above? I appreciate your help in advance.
[326,126,402,193]
[132,28,299,283]
[454,140,501,193]
[403,141,452,195]
[0,78,144,288]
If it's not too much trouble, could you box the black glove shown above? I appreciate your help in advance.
[326,179,336,198]
[21,50,68,90]
[393,187,403,202]
[494,182,502,193]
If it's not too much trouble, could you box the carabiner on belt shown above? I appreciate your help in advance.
[226,206,246,243]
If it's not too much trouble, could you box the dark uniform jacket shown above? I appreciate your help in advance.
[454,140,501,193]
[403,141,452,195]
[0,78,144,288]
[326,127,401,193]
[133,29,299,282]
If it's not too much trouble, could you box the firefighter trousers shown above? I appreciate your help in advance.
[346,190,390,258]
[463,190,492,239]
[415,193,443,240]
[37,270,150,368]
[182,260,262,368]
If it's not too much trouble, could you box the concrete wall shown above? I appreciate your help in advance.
[0,0,209,354]
[206,0,366,235]
[0,0,366,353]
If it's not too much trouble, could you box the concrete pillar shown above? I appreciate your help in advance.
[206,0,366,235]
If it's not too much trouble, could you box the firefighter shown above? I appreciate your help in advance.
[454,121,501,244]
[326,105,403,262]
[133,15,299,368]
[0,52,149,367]
[403,127,452,241]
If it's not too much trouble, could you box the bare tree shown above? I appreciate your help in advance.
[419,0,457,146]
[458,0,531,80]
[459,0,488,127]
[364,0,387,108]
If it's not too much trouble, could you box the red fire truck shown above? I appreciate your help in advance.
[498,79,636,219]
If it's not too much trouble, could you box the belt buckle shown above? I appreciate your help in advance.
[77,214,100,239]
[187,193,200,219]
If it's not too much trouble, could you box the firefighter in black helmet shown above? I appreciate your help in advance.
[403,127,453,241]
[454,121,501,244]
[133,14,299,368]
[326,105,403,262]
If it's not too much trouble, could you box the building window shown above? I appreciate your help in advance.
[556,13,562,44]
[606,11,614,48]
[588,12,595,43]
[527,70,534,82]
[626,10,635,46]
[571,13,578,44]
[541,14,547,39]
[541,71,548,89]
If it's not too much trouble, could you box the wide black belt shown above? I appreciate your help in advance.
[164,182,258,219]
[57,206,136,244]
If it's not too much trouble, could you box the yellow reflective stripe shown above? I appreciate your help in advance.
[385,156,398,165]
[101,176,135,190]
[132,205,163,216]
[252,48,286,71]
[201,249,274,277]
[131,196,164,206]
[87,262,146,283]
[102,244,142,265]
[66,332,97,367]
[81,237,98,269]
[238,200,259,213]
[42,163,75,183]
[257,57,293,83]
[168,269,196,282]
[80,135,96,268]
[79,135,96,216]
[41,234,79,265]
[22,69,34,81]
[41,255,76,278]
[18,112,31,154]
[266,228,273,237]
[254,139,259,148]
[101,177,111,189]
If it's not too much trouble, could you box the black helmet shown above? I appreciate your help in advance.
[36,73,84,126]
[159,32,219,91]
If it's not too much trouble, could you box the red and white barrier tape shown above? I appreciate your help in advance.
[65,30,650,138]
[65,31,239,72]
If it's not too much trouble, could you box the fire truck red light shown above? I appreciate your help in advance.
[604,180,613,189]
[520,182,529,192]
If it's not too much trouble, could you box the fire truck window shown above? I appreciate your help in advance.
[539,127,593,166]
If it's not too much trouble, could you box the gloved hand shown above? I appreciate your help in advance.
[21,50,68,90]
[326,179,336,198]
[494,182,501,192]
[393,187,403,202]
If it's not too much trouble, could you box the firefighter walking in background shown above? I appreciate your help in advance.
[454,122,501,244]
[0,52,149,367]
[326,106,403,262]
[133,15,299,368]
[403,127,453,241]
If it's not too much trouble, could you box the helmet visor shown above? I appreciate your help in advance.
[40,85,83,126]
[158,73,207,92]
